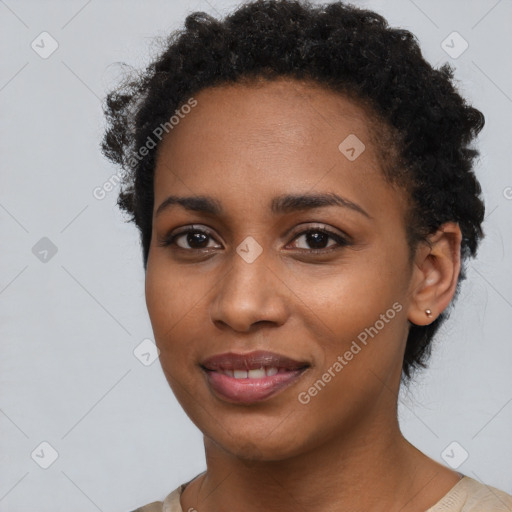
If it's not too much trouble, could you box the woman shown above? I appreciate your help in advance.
[101,1,512,510]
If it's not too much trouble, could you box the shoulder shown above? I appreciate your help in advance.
[128,502,164,512]
[127,485,184,512]
[461,477,512,511]
[428,476,512,512]
[128,471,204,512]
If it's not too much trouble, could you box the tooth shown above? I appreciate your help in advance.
[248,368,266,379]
[224,369,234,377]
[266,367,278,376]
[233,370,248,379]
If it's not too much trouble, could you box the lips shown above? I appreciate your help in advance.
[200,350,310,403]
[201,350,308,372]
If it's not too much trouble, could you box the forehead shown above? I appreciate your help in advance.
[173,78,375,148]
[152,77,402,220]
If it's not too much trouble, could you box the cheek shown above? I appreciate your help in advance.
[145,254,204,331]
[144,259,205,368]
[280,253,409,401]
[145,266,206,401]
[294,282,407,428]
[280,253,406,335]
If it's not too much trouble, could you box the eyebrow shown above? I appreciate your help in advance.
[155,192,371,219]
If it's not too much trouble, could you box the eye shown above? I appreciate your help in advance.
[287,226,350,253]
[158,224,350,254]
[158,225,220,250]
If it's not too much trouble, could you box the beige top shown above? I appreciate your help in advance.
[130,472,512,512]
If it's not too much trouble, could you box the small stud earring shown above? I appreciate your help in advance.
[425,309,432,317]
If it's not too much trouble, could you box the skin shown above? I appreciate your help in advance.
[145,77,463,512]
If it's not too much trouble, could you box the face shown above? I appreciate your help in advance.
[145,78,416,461]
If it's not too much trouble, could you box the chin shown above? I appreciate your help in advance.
[207,426,309,462]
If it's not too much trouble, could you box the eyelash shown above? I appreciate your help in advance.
[158,225,350,254]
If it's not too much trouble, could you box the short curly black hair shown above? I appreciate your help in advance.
[100,0,485,382]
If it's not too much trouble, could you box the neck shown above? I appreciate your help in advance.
[181,410,458,512]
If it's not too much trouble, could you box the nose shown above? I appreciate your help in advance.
[209,249,290,333]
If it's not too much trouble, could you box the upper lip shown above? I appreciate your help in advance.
[201,350,309,371]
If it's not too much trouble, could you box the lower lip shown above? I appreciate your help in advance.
[203,368,307,403]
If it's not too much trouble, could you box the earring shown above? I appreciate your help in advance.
[425,309,432,317]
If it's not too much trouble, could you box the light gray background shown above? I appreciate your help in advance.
[1,0,511,511]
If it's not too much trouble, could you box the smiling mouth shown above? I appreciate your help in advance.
[200,350,310,403]
[206,366,304,378]
[202,366,309,403]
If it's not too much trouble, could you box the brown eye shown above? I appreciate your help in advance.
[158,226,221,250]
[288,227,350,253]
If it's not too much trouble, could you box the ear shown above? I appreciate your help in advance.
[407,222,462,326]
